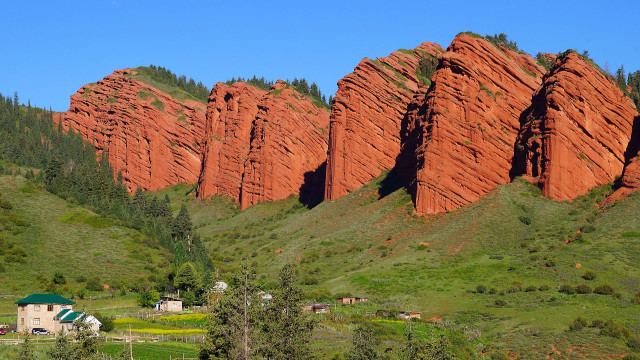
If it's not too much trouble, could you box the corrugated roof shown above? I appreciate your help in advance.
[59,311,84,322]
[15,294,76,305]
[54,309,72,319]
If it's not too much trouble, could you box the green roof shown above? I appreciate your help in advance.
[15,294,76,305]
[54,309,72,319]
[58,311,83,322]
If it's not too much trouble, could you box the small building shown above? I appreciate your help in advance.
[336,296,369,305]
[154,296,182,312]
[303,303,331,314]
[54,309,101,335]
[397,311,421,320]
[15,294,76,334]
[258,291,272,306]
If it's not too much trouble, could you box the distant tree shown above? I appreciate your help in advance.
[52,271,66,285]
[175,262,202,292]
[46,331,75,360]
[346,324,379,360]
[16,333,34,360]
[74,318,99,358]
[616,65,629,94]
[258,264,315,360]
[200,263,261,360]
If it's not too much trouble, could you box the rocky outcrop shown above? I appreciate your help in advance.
[513,52,638,200]
[414,34,545,214]
[324,42,443,201]
[196,82,264,202]
[60,69,206,191]
[197,81,330,209]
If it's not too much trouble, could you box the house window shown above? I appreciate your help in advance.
[33,318,40,325]
[20,318,24,325]
[47,304,53,312]
[173,303,178,308]
[61,305,67,310]
[34,305,40,311]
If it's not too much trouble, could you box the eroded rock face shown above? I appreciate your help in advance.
[60,69,206,191]
[513,52,638,200]
[324,42,443,201]
[196,82,264,202]
[414,34,545,214]
[197,81,330,209]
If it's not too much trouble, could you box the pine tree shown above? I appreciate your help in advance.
[258,264,315,360]
[200,263,261,360]
[346,324,379,360]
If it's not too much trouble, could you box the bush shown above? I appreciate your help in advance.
[488,288,497,295]
[580,223,596,233]
[600,320,631,339]
[633,291,640,304]
[524,285,537,292]
[590,319,605,328]
[559,284,576,294]
[476,285,487,294]
[301,276,318,285]
[623,354,640,360]
[518,216,532,225]
[569,317,588,331]
[594,284,615,295]
[538,284,550,291]
[545,258,557,267]
[576,284,592,294]
[628,336,640,351]
[494,299,507,307]
[52,272,66,285]
[85,277,102,291]
[582,271,597,281]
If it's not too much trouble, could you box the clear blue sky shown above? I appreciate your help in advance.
[1,0,639,111]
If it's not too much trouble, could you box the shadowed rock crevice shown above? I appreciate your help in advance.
[299,161,326,208]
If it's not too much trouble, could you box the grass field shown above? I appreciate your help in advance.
[151,175,640,358]
[0,173,172,295]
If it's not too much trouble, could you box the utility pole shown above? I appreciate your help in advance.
[129,324,133,360]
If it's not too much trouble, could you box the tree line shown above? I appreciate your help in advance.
[0,93,212,291]
[199,263,459,360]
[141,65,210,101]
[226,76,332,109]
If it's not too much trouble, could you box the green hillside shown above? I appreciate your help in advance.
[126,65,209,103]
[154,175,640,358]
[0,169,172,295]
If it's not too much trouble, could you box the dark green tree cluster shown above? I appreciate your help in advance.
[0,93,211,276]
[627,70,640,108]
[226,76,275,91]
[141,65,210,101]
[417,55,439,85]
[535,52,554,71]
[485,33,520,52]
[226,76,331,108]
[200,264,315,360]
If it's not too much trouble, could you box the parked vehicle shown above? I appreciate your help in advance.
[0,329,6,335]
[31,328,50,335]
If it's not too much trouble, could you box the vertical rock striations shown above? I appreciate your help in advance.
[414,34,545,214]
[196,82,265,202]
[324,42,443,201]
[60,69,206,191]
[513,52,638,200]
[197,81,330,209]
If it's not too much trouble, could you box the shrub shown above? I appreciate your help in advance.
[590,319,605,328]
[582,271,597,281]
[559,284,576,294]
[524,285,537,292]
[488,288,497,295]
[518,216,532,225]
[628,336,640,351]
[632,291,640,305]
[569,317,588,331]
[86,277,102,291]
[580,223,596,233]
[476,285,487,294]
[623,354,640,360]
[494,299,507,307]
[538,284,550,291]
[576,284,592,294]
[52,272,67,285]
[594,284,615,295]
[545,258,557,267]
[301,276,318,285]
[600,320,631,339]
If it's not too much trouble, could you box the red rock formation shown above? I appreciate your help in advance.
[196,82,265,202]
[60,69,206,191]
[513,52,638,200]
[197,81,330,209]
[414,34,545,214]
[324,42,443,201]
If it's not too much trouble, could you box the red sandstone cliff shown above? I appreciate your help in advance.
[513,52,638,200]
[60,69,206,191]
[413,34,545,214]
[324,42,443,201]
[196,81,330,209]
